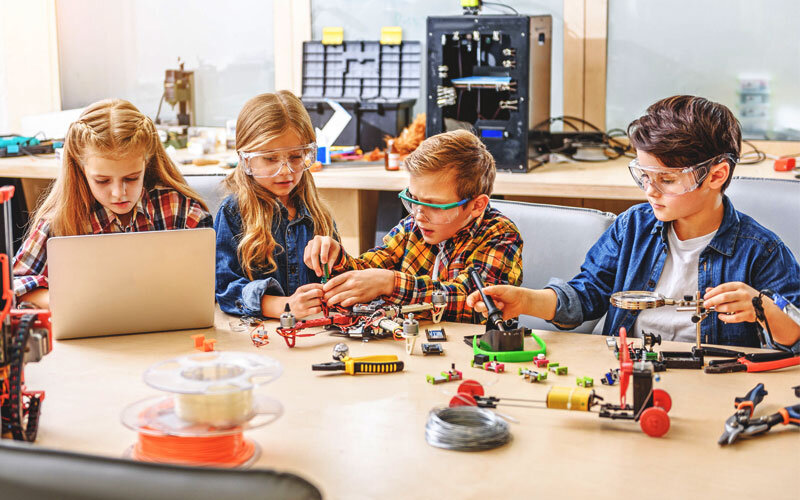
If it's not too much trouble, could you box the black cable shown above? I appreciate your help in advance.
[739,139,766,165]
[482,1,519,15]
[752,289,775,347]
[531,116,635,162]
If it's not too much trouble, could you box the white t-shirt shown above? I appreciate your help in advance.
[633,224,717,342]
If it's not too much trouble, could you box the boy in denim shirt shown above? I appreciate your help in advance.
[467,95,800,352]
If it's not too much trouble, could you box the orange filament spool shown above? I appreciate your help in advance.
[132,429,257,467]
[122,352,284,469]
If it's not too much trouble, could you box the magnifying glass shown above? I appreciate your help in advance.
[610,291,715,312]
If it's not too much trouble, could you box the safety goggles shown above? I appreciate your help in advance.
[398,187,469,225]
[628,153,736,196]
[239,143,317,178]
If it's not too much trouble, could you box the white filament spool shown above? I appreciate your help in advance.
[140,352,282,427]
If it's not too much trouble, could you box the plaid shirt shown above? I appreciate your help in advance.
[333,206,523,323]
[13,187,213,296]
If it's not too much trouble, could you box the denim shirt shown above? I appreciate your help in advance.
[547,196,800,353]
[215,194,319,316]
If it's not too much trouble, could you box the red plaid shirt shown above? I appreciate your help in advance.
[333,207,523,323]
[13,187,212,296]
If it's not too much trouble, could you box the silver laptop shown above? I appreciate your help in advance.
[46,228,215,339]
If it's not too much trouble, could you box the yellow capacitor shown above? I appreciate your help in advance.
[546,386,594,411]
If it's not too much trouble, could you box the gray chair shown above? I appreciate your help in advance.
[185,174,228,220]
[490,199,616,333]
[725,176,800,259]
[0,440,321,500]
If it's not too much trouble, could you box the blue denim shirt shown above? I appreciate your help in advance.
[547,196,800,353]
[215,194,319,316]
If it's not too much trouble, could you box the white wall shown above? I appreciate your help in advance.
[56,0,275,126]
[607,0,800,138]
[0,0,61,135]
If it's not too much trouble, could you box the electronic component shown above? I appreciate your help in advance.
[426,328,447,342]
[518,367,546,383]
[427,364,462,384]
[422,343,444,356]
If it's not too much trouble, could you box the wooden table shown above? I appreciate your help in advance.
[2,141,798,254]
[23,308,799,499]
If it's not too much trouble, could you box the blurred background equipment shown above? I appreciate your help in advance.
[156,58,195,127]
[301,27,421,151]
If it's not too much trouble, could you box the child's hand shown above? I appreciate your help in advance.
[466,285,529,320]
[703,282,759,323]
[303,236,341,277]
[287,283,325,318]
[322,269,394,308]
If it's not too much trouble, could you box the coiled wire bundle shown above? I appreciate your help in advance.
[425,406,511,451]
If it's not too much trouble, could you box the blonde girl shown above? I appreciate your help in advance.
[215,91,337,318]
[14,99,212,308]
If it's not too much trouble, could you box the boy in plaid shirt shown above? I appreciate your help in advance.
[304,130,523,323]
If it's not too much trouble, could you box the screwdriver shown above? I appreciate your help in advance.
[468,267,505,331]
[321,263,330,284]
[312,354,404,375]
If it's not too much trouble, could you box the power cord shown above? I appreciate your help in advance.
[482,2,519,15]
[739,139,767,165]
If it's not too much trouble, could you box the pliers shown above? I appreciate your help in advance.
[704,350,800,373]
[719,383,800,445]
[312,355,404,375]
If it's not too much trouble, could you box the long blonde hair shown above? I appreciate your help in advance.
[29,99,208,237]
[225,91,336,280]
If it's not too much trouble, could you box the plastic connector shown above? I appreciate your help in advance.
[202,339,217,352]
[774,157,796,171]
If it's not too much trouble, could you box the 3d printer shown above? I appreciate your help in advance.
[426,10,551,172]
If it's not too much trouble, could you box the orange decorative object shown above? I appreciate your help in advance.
[190,334,205,348]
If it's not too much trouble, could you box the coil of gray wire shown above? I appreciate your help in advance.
[425,406,511,451]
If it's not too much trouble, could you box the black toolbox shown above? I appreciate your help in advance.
[301,40,421,151]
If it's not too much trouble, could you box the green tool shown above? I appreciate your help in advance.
[472,331,546,363]
[321,263,330,284]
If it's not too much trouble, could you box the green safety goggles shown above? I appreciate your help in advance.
[397,187,470,224]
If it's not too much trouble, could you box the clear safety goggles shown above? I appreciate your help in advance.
[628,153,736,196]
[239,143,317,178]
[398,187,469,225]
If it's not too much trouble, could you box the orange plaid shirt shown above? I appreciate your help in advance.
[333,207,523,323]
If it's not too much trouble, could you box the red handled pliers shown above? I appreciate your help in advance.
[705,351,800,373]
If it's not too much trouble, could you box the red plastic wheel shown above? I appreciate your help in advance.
[640,407,670,437]
[449,393,477,407]
[652,389,672,413]
[457,379,484,397]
